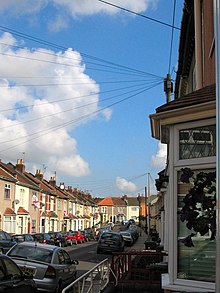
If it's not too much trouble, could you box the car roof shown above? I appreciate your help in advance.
[13,241,58,251]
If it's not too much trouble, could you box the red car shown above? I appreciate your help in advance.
[64,231,77,245]
[70,231,85,244]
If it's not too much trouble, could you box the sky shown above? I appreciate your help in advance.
[0,0,184,198]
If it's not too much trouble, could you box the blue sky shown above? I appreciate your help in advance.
[0,0,183,197]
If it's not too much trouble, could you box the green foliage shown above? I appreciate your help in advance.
[179,168,216,246]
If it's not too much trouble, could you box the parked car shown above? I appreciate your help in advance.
[95,226,111,240]
[0,254,37,292]
[128,225,139,241]
[121,220,129,225]
[32,233,55,245]
[84,228,95,240]
[64,231,77,245]
[0,230,17,254]
[119,231,134,246]
[70,231,85,244]
[48,232,68,247]
[80,230,90,242]
[97,231,125,254]
[7,242,79,293]
[106,222,114,230]
[12,234,34,243]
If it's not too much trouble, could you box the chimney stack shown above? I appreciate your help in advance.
[49,176,56,187]
[16,159,25,173]
[35,169,43,181]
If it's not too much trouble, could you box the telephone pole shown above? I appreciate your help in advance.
[147,172,151,235]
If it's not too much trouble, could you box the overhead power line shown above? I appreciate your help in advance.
[0,25,161,78]
[0,81,163,153]
[97,0,181,30]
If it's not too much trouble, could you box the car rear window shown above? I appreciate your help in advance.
[8,245,53,263]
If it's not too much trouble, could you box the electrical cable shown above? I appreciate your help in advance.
[0,81,163,153]
[0,25,161,78]
[97,0,180,30]
[0,82,154,130]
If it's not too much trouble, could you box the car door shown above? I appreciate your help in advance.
[57,250,76,286]
[0,257,34,293]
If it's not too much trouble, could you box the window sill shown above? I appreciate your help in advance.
[162,274,215,292]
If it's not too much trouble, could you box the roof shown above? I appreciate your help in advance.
[0,166,17,182]
[98,197,114,206]
[17,207,29,215]
[4,208,16,215]
[125,197,139,206]
[156,84,215,113]
[98,197,127,206]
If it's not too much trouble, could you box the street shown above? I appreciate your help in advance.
[65,239,112,277]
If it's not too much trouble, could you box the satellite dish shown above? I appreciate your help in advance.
[14,199,20,205]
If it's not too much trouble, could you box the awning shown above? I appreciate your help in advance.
[17,207,29,215]
[4,208,16,216]
[48,211,58,218]
[68,213,76,219]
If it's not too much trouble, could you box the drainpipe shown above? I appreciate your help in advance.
[214,0,220,291]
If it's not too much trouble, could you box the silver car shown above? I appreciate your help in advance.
[6,242,79,292]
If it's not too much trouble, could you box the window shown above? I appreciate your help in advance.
[177,169,216,282]
[57,199,62,211]
[19,189,25,206]
[179,125,216,159]
[169,120,216,291]
[4,184,10,199]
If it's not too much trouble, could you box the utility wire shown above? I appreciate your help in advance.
[0,41,162,78]
[0,79,160,113]
[98,0,180,30]
[0,81,163,153]
[0,25,160,78]
[0,82,152,131]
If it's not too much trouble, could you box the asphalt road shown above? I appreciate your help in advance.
[65,239,111,277]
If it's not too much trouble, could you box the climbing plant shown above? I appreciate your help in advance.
[179,168,216,247]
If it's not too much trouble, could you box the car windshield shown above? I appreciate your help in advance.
[8,245,53,263]
[101,233,119,241]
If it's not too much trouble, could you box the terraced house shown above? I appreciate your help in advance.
[150,1,216,292]
[0,159,98,234]
[0,158,142,235]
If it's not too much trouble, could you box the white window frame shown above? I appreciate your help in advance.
[167,119,216,292]
[4,184,11,199]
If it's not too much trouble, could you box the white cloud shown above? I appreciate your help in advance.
[0,0,158,18]
[116,176,137,193]
[0,32,107,178]
[48,15,68,32]
[0,0,47,15]
[52,0,158,17]
[151,142,167,170]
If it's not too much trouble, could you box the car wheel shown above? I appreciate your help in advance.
[54,280,62,293]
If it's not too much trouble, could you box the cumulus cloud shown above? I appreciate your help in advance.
[0,0,47,15]
[0,0,158,19]
[151,142,167,170]
[116,176,137,193]
[0,32,108,177]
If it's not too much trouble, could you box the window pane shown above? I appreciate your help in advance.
[179,125,216,159]
[177,169,216,282]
